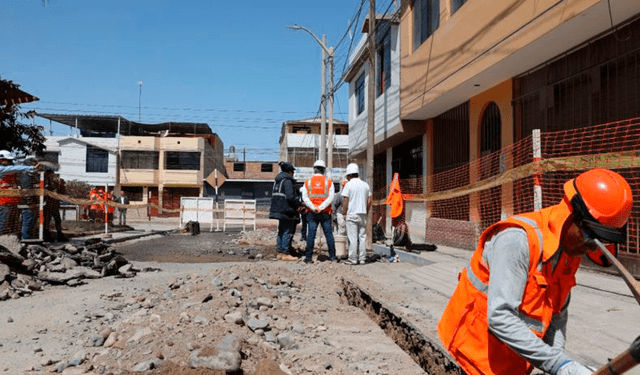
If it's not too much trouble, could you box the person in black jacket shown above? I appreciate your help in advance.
[269,162,300,261]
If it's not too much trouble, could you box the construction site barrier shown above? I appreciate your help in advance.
[223,199,256,232]
[179,197,217,232]
[372,117,640,256]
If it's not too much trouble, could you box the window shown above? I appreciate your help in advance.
[86,145,108,173]
[121,151,159,169]
[292,126,311,134]
[233,162,245,172]
[413,0,439,50]
[356,73,365,115]
[377,32,391,96]
[165,152,200,170]
[451,0,468,15]
[121,186,143,202]
[261,163,273,173]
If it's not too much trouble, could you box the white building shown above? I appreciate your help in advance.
[44,136,117,188]
[278,117,349,181]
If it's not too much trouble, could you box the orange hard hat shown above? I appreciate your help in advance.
[564,169,633,243]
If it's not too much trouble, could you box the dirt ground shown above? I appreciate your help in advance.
[0,229,442,375]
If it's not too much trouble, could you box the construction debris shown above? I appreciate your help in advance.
[0,235,139,301]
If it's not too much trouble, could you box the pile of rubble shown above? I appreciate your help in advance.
[41,263,421,374]
[0,236,138,301]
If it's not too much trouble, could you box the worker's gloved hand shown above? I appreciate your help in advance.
[557,361,593,375]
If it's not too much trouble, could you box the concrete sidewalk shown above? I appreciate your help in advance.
[372,243,640,374]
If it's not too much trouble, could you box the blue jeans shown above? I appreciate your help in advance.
[21,207,36,240]
[0,205,16,235]
[276,219,296,254]
[305,212,336,261]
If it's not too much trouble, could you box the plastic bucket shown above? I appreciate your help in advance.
[335,235,347,258]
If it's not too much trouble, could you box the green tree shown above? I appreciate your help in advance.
[0,79,46,156]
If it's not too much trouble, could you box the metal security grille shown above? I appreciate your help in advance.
[479,102,502,229]
[514,17,640,140]
[431,101,470,221]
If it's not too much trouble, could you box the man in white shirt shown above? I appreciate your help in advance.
[341,163,371,265]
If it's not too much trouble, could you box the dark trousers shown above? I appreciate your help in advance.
[276,219,296,254]
[305,212,336,261]
[300,212,308,240]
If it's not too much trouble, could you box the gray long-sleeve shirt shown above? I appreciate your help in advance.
[483,227,573,374]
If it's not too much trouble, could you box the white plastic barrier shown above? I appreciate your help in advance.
[223,199,256,231]
[180,197,216,232]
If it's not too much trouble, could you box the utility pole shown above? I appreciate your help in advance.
[285,25,335,169]
[366,0,376,250]
[320,34,327,164]
[327,45,334,173]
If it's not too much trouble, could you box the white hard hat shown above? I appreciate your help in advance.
[313,159,326,168]
[0,150,15,160]
[346,163,359,175]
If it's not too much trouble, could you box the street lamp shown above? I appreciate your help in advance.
[286,24,335,173]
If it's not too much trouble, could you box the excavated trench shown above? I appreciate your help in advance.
[340,279,464,375]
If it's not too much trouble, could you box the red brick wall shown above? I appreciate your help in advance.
[225,161,279,180]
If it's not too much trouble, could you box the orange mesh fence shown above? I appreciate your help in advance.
[374,117,640,254]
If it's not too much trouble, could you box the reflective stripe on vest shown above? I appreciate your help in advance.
[272,179,287,198]
[464,215,547,333]
[306,177,330,199]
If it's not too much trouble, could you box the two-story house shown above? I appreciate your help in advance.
[38,113,226,217]
[278,117,349,183]
[217,154,279,208]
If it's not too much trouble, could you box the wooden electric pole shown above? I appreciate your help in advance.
[366,0,376,250]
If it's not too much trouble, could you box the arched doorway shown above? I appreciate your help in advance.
[479,102,502,229]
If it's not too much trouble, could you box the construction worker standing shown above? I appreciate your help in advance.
[301,159,337,263]
[269,162,300,261]
[438,169,633,375]
[341,163,371,265]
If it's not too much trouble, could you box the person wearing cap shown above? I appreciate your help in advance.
[438,169,633,375]
[269,162,301,261]
[301,159,337,263]
[340,163,371,265]
[0,150,47,236]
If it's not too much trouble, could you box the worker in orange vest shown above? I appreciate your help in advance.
[438,169,633,375]
[0,150,38,235]
[300,159,337,264]
[89,188,100,222]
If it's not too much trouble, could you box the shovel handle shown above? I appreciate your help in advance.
[593,336,640,375]
[594,239,640,306]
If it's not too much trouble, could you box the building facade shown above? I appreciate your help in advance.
[119,134,225,216]
[278,117,349,181]
[43,137,118,188]
[217,160,279,208]
[345,1,640,250]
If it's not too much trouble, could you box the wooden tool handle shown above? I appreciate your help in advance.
[594,239,640,306]
[593,336,640,375]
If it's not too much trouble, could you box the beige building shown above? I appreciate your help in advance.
[119,129,225,216]
[346,1,640,249]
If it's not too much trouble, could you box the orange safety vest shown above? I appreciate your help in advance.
[89,190,100,210]
[0,173,20,205]
[438,200,580,375]
[305,175,333,214]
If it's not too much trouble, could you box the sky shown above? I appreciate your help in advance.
[0,0,384,161]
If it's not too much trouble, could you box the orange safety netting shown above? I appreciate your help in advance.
[375,117,640,255]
